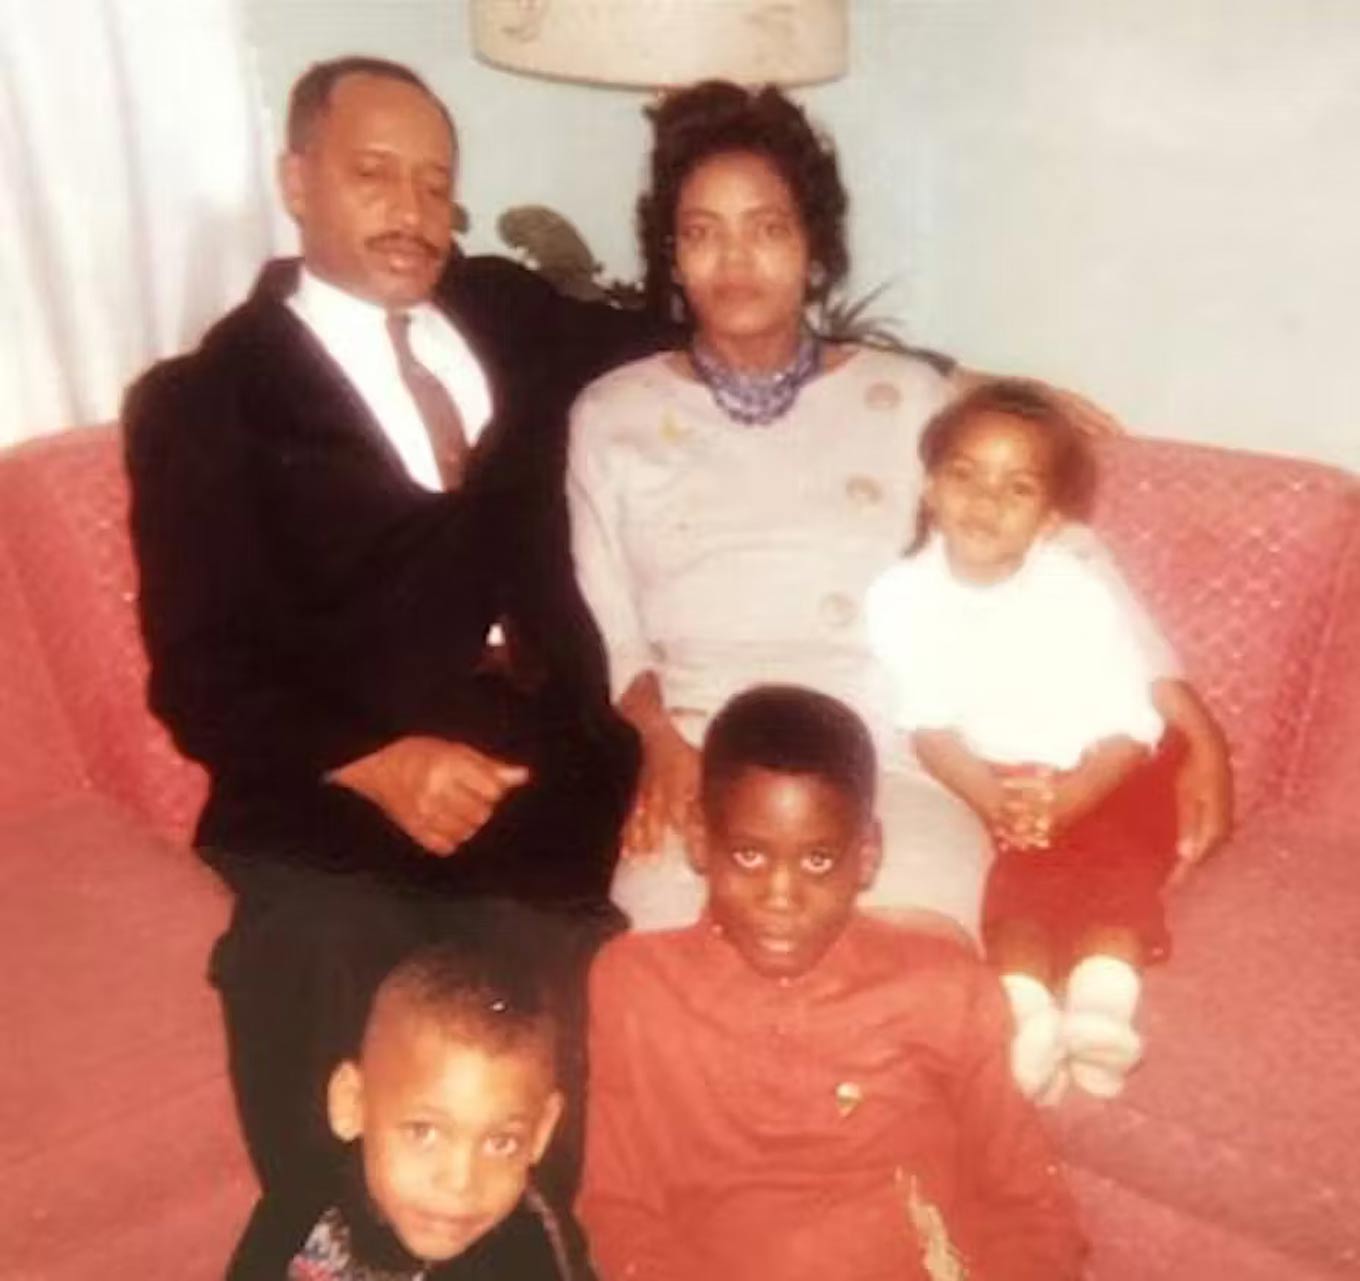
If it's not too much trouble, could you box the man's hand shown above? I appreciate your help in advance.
[329,736,529,856]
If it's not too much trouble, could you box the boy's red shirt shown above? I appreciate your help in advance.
[578,913,1085,1281]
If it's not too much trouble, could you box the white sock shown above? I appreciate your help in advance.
[1000,973,1064,1101]
[1066,954,1141,1022]
[1063,955,1143,1098]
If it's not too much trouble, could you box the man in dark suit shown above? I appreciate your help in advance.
[124,57,662,1207]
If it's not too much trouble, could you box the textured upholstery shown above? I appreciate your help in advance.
[1090,435,1360,817]
[0,535,84,814]
[0,426,206,844]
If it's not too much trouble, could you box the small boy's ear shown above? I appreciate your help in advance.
[327,1060,365,1143]
[856,818,884,890]
[530,1090,565,1165]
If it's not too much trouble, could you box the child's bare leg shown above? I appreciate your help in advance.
[989,917,1066,1101]
[1063,925,1146,1098]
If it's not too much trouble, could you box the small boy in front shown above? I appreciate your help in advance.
[230,933,590,1280]
[578,685,1086,1281]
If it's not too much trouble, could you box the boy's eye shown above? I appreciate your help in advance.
[730,846,766,871]
[1009,480,1041,500]
[757,217,791,239]
[802,849,837,876]
[483,1132,524,1159]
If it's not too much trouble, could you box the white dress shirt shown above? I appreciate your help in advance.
[287,267,493,491]
[865,533,1165,769]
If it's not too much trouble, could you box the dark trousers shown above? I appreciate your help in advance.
[205,710,637,1213]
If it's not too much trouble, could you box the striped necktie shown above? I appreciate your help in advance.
[385,310,470,490]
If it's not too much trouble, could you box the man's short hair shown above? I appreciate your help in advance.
[285,55,457,154]
[700,685,878,821]
[366,924,559,1074]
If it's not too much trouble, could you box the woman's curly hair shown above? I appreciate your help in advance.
[637,80,850,325]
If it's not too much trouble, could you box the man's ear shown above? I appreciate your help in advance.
[857,817,884,890]
[529,1090,565,1165]
[278,150,307,223]
[327,1060,365,1142]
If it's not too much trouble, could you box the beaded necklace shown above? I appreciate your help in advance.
[690,326,822,426]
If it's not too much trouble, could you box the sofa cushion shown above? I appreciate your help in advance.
[0,795,254,1276]
[0,426,207,843]
[0,536,85,816]
[1053,816,1360,1279]
[1091,437,1359,815]
[1070,1166,1350,1281]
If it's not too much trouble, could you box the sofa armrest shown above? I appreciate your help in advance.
[1285,511,1360,832]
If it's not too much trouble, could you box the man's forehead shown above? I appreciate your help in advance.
[319,72,455,155]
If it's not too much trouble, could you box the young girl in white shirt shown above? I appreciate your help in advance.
[866,379,1189,1102]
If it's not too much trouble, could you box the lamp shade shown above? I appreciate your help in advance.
[470,0,847,89]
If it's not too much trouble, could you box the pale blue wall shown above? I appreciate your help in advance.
[248,1,1360,469]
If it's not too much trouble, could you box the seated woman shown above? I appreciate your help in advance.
[567,80,1229,937]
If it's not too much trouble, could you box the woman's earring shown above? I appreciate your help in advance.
[668,281,689,325]
[807,261,828,293]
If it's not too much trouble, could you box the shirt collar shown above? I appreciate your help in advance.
[293,265,440,331]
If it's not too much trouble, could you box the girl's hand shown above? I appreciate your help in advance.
[995,768,1056,851]
[625,719,700,858]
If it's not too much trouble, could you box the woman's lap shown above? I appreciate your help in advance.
[611,765,989,938]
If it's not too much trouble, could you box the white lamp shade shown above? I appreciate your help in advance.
[470,0,848,89]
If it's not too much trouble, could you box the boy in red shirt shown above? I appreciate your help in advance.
[578,685,1085,1281]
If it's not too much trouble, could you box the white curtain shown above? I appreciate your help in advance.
[0,0,285,443]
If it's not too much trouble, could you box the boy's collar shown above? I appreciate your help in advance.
[697,909,864,990]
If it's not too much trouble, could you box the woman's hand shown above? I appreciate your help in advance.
[617,671,701,858]
[1153,681,1234,886]
[626,719,701,858]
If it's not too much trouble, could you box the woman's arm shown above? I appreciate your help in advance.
[1153,678,1234,879]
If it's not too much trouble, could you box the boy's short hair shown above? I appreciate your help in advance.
[701,685,877,821]
[366,926,559,1074]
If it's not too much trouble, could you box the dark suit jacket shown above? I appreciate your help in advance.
[125,255,668,878]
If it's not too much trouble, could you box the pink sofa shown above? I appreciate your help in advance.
[0,423,1356,1279]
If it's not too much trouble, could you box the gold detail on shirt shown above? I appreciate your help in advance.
[819,592,857,629]
[845,475,884,506]
[865,381,903,411]
[896,1169,969,1281]
[834,1080,863,1117]
[660,412,691,443]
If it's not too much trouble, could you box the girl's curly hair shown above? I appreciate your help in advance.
[637,80,849,325]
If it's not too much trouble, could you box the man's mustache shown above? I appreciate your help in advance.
[366,232,441,259]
